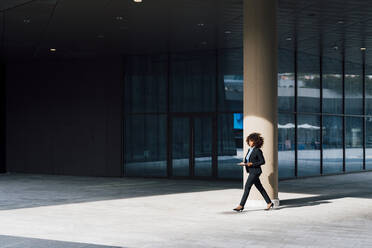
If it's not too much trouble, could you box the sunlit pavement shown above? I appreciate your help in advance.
[0,172,371,248]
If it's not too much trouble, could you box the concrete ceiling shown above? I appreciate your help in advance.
[0,0,242,61]
[1,0,372,67]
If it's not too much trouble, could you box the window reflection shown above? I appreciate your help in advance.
[366,74,372,115]
[218,48,243,112]
[194,117,213,177]
[218,114,243,179]
[366,117,372,170]
[278,49,295,112]
[297,52,320,113]
[297,115,321,177]
[323,57,342,114]
[172,117,190,177]
[171,51,216,112]
[345,117,363,171]
[323,116,343,174]
[124,55,167,113]
[278,114,295,178]
[222,75,243,111]
[278,73,295,112]
[345,62,363,115]
[125,115,167,177]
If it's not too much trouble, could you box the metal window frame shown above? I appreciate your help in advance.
[294,36,298,178]
[319,44,323,175]
[363,50,366,170]
[342,48,346,173]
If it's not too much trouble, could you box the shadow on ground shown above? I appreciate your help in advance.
[277,172,372,209]
[0,173,241,211]
[0,235,123,248]
[1,171,372,211]
[223,171,372,211]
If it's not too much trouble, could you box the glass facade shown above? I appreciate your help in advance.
[124,49,243,179]
[277,45,371,179]
[124,45,372,179]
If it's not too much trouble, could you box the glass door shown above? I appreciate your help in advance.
[171,115,214,178]
[194,116,213,177]
[172,117,190,176]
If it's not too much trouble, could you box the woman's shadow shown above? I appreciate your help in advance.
[219,198,331,214]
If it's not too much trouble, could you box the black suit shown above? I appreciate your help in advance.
[239,147,272,206]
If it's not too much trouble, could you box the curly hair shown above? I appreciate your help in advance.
[246,132,264,148]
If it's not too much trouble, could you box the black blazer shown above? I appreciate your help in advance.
[243,148,265,174]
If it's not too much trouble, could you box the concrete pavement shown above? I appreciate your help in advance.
[0,172,371,247]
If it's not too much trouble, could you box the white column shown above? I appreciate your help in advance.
[243,0,279,207]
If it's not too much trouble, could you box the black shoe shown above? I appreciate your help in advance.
[265,202,274,211]
[233,206,244,212]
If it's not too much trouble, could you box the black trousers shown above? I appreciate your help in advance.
[240,172,272,206]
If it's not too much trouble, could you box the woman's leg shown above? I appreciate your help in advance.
[253,176,272,204]
[239,173,257,207]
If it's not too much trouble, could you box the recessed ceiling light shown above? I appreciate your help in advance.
[197,23,205,27]
[115,16,124,20]
[361,47,367,51]
[50,48,56,52]
[134,0,142,2]
[337,20,344,24]
[224,30,232,34]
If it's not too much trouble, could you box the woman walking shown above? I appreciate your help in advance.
[233,132,274,212]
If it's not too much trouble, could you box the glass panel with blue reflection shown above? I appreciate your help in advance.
[233,113,243,130]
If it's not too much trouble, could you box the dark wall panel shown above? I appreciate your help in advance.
[0,63,5,174]
[6,57,122,177]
